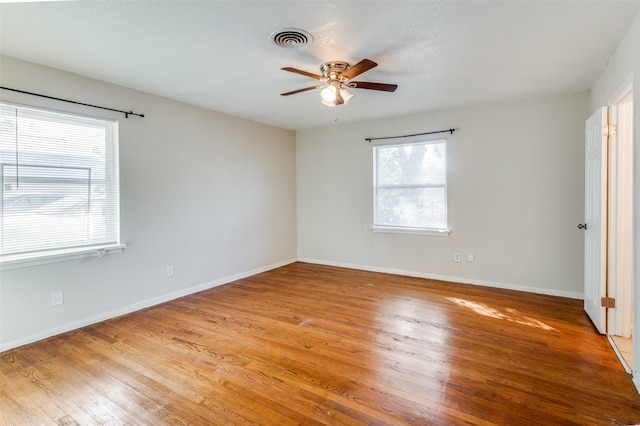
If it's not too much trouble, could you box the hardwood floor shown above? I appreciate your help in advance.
[1,262,639,425]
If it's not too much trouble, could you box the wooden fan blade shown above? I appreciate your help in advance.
[281,67,324,81]
[350,81,398,92]
[341,59,377,80]
[280,86,320,96]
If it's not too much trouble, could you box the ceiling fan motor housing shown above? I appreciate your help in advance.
[321,61,351,81]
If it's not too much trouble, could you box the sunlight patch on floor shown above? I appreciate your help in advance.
[447,297,557,331]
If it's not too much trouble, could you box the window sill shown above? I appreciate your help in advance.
[372,226,451,236]
[0,244,127,271]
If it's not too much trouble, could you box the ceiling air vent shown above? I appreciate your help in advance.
[270,29,313,48]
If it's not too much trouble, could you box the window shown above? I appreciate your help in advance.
[373,138,448,235]
[0,102,120,264]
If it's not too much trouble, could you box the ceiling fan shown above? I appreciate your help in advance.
[280,59,397,107]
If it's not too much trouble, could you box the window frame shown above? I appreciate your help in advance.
[0,101,125,269]
[372,137,450,236]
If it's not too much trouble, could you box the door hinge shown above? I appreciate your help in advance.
[602,124,617,136]
[601,297,616,309]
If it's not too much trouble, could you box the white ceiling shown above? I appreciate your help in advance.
[1,1,639,131]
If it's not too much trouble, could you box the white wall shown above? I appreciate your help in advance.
[589,12,640,389]
[297,93,588,297]
[0,55,297,350]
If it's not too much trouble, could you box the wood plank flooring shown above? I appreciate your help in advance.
[2,262,640,425]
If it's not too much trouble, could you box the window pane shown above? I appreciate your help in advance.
[377,142,445,186]
[0,103,119,260]
[373,138,448,231]
[375,187,447,229]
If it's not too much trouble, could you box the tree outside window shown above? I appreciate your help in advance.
[373,138,447,233]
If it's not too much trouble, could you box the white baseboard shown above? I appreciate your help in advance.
[1,257,582,352]
[297,257,584,300]
[0,258,297,352]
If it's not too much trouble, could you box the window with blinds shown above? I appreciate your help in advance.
[373,138,448,234]
[0,102,120,262]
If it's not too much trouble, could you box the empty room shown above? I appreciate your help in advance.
[2,1,640,424]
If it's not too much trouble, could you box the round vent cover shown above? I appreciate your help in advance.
[270,29,313,48]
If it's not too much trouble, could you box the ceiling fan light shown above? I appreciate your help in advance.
[320,85,337,104]
[320,83,354,107]
[340,87,355,104]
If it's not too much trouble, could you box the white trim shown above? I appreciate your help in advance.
[369,134,449,146]
[607,73,636,385]
[608,73,634,105]
[0,258,297,352]
[607,80,634,338]
[608,335,632,374]
[371,226,450,236]
[0,100,120,124]
[0,244,127,271]
[297,257,584,299]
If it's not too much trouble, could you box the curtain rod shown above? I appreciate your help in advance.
[0,86,145,119]
[365,128,455,142]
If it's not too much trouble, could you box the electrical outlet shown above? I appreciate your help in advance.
[467,253,475,263]
[51,291,64,307]
[166,265,175,277]
[454,253,461,263]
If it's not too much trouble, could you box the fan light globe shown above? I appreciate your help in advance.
[340,87,355,104]
[320,84,355,107]
[320,85,337,104]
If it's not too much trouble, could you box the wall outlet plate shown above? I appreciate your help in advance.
[454,253,461,263]
[51,291,64,307]
[166,265,175,277]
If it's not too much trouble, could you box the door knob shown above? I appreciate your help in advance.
[577,223,587,230]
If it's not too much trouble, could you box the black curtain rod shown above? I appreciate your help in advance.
[0,86,144,119]
[365,128,455,142]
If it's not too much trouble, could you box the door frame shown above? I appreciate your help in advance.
[586,75,635,380]
[607,78,634,340]
[598,73,637,389]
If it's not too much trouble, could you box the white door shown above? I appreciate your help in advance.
[584,107,608,334]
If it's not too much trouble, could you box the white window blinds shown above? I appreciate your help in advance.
[0,102,120,261]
